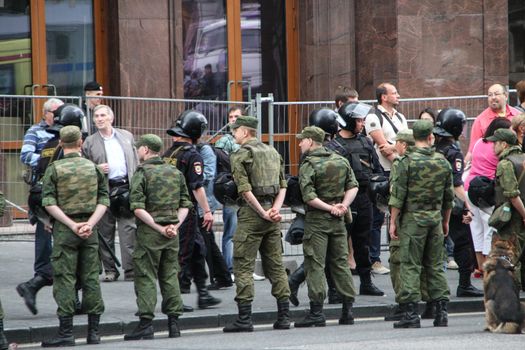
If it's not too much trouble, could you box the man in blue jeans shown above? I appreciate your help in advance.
[215,106,242,273]
[17,98,64,315]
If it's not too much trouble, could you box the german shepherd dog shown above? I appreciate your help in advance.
[482,238,525,334]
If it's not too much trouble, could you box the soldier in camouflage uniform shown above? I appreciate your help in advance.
[124,135,193,341]
[293,126,359,328]
[389,120,453,329]
[41,126,109,347]
[0,191,8,350]
[487,129,525,284]
[223,115,291,333]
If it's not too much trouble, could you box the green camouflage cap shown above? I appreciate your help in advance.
[412,120,433,139]
[230,115,258,130]
[135,134,163,152]
[395,129,415,145]
[486,129,518,145]
[60,125,81,144]
[296,126,325,143]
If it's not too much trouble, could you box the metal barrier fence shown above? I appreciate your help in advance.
[0,92,521,254]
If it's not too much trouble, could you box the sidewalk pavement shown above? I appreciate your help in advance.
[0,238,492,346]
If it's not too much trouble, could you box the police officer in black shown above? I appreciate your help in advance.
[288,108,347,305]
[17,104,86,316]
[433,108,483,298]
[163,110,221,309]
[326,102,384,296]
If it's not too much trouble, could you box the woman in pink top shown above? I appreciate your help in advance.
[465,118,511,272]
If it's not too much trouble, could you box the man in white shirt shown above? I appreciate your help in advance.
[365,83,408,275]
[82,105,139,282]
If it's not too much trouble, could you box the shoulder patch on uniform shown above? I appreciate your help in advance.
[370,122,377,128]
[455,159,462,172]
[194,161,202,175]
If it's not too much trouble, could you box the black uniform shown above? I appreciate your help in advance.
[435,138,477,277]
[163,142,208,290]
[327,133,384,293]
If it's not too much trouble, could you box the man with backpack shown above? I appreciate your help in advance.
[365,83,408,276]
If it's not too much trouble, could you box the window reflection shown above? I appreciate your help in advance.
[509,0,525,87]
[0,1,31,96]
[45,0,94,96]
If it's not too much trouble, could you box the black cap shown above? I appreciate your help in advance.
[84,81,102,92]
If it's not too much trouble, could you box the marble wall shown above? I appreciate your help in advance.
[300,0,510,100]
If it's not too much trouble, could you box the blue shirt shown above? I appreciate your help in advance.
[20,121,54,168]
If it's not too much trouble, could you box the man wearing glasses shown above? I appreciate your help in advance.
[465,83,520,163]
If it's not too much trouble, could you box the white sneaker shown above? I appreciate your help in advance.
[371,261,390,275]
[447,257,459,270]
[253,273,265,281]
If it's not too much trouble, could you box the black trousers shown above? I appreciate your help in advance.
[199,215,232,285]
[178,208,208,288]
[448,213,476,275]
[346,191,373,275]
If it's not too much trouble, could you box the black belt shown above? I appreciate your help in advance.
[109,177,128,187]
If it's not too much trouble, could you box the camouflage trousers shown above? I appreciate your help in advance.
[389,239,430,303]
[233,205,290,304]
[51,218,104,316]
[133,223,183,319]
[303,211,356,304]
[398,213,450,304]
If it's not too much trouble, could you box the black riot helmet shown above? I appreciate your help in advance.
[337,102,373,132]
[47,104,85,134]
[213,172,239,206]
[367,175,390,213]
[433,108,466,139]
[283,175,303,207]
[309,108,339,138]
[167,110,208,141]
[468,176,495,209]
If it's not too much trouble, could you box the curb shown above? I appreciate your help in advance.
[5,299,487,344]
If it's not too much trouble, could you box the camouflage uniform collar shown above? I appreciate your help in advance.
[243,137,259,146]
[499,145,522,160]
[413,146,434,155]
[63,152,81,158]
[142,156,163,165]
[306,146,332,157]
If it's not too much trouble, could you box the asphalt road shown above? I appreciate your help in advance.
[10,313,524,350]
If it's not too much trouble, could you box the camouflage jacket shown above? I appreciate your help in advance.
[42,153,109,215]
[389,147,454,226]
[231,138,287,197]
[299,146,358,204]
[130,156,193,224]
[495,146,524,204]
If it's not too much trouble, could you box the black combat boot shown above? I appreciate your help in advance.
[384,304,404,321]
[273,300,291,329]
[223,303,254,332]
[420,301,436,319]
[433,300,448,327]
[168,315,180,338]
[393,303,420,328]
[197,283,221,309]
[16,275,51,315]
[86,314,101,344]
[294,302,326,327]
[339,299,355,325]
[183,304,194,312]
[41,316,75,347]
[124,317,154,341]
[359,272,384,296]
[288,265,305,307]
[0,319,8,350]
[456,272,483,297]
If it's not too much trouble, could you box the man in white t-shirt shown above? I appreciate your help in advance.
[365,83,408,275]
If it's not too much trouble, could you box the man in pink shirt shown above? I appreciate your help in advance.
[465,83,520,163]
